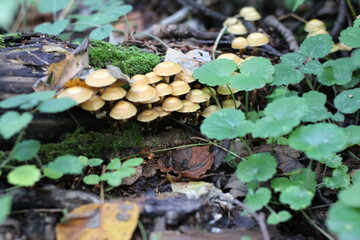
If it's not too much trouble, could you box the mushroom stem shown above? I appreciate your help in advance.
[164,76,170,84]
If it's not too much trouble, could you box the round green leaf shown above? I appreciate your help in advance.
[13,140,41,161]
[271,63,304,86]
[43,167,63,179]
[334,88,360,114]
[0,112,32,140]
[88,158,104,167]
[0,94,29,109]
[19,91,56,109]
[280,52,306,68]
[300,59,323,75]
[318,154,343,168]
[302,91,332,122]
[279,185,314,210]
[34,19,69,35]
[7,165,41,186]
[288,123,347,160]
[352,170,360,184]
[236,153,277,182]
[90,24,113,40]
[200,109,254,140]
[122,157,144,168]
[46,155,83,174]
[244,187,271,212]
[318,58,354,86]
[300,34,334,58]
[38,0,70,13]
[38,98,77,113]
[338,183,360,208]
[323,165,350,190]
[339,26,360,48]
[267,210,292,225]
[83,174,101,185]
[193,59,237,86]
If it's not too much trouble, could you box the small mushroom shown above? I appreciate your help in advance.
[227,22,247,35]
[217,53,244,66]
[126,84,156,102]
[162,97,183,112]
[304,19,326,33]
[137,109,159,122]
[145,72,163,84]
[223,17,240,28]
[243,10,261,22]
[239,6,257,17]
[85,69,117,87]
[217,85,240,97]
[177,100,200,113]
[174,71,196,83]
[170,80,191,96]
[109,100,137,120]
[201,105,220,118]
[130,74,150,85]
[80,95,105,111]
[57,86,93,104]
[153,106,171,117]
[153,61,182,83]
[247,32,269,55]
[222,99,241,109]
[100,86,127,101]
[186,89,211,105]
[231,37,248,58]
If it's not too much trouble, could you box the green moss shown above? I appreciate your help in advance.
[0,33,22,48]
[89,40,161,76]
[40,123,144,162]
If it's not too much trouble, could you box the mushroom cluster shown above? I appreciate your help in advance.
[56,60,238,123]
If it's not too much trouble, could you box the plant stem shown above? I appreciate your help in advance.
[191,137,243,159]
[212,26,227,60]
[301,211,334,240]
[0,130,25,170]
[245,91,249,117]
[345,0,357,19]
[305,75,315,91]
[240,137,253,154]
[138,222,148,240]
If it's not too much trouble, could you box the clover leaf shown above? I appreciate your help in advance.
[90,24,113,40]
[252,97,308,138]
[34,19,70,35]
[300,34,334,58]
[271,63,304,86]
[236,153,277,182]
[193,59,237,86]
[267,210,292,225]
[279,185,314,210]
[324,165,350,189]
[334,88,360,114]
[244,187,271,212]
[288,123,347,160]
[302,91,332,122]
[200,109,254,140]
[7,165,41,187]
[0,111,32,140]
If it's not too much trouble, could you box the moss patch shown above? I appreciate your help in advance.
[89,40,161,76]
[0,33,21,48]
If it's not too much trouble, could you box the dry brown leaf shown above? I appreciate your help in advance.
[56,201,139,240]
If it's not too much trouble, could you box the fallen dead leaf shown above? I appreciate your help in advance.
[56,201,139,240]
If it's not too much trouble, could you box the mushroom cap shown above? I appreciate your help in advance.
[174,71,196,83]
[201,105,220,118]
[223,17,240,27]
[85,69,117,87]
[247,32,269,47]
[177,100,200,113]
[57,86,93,104]
[217,53,244,66]
[140,94,160,104]
[217,85,240,95]
[243,10,261,21]
[80,95,105,111]
[306,29,329,38]
[130,74,149,85]
[126,84,156,102]
[137,109,159,122]
[155,83,173,96]
[201,86,217,98]
[145,72,163,84]
[162,97,183,111]
[170,80,191,96]
[100,86,127,101]
[109,100,137,120]
[231,37,249,49]
[186,89,211,103]
[304,19,326,33]
[227,22,247,35]
[153,61,182,76]
[153,106,171,117]
[222,99,241,109]
[239,6,257,17]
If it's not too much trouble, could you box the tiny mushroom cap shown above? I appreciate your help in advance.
[304,19,326,33]
[57,86,93,104]
[306,29,329,38]
[222,99,241,109]
[239,6,257,17]
[137,109,159,122]
[201,86,217,98]
[162,97,183,111]
[247,32,269,47]
[145,72,163,84]
[232,37,249,49]
[217,53,244,66]
[186,89,211,103]
[153,106,170,117]
[109,100,137,120]
[217,85,240,95]
[80,95,105,111]
[201,105,220,118]
[130,74,149,85]
[155,83,173,96]
[177,100,200,113]
[170,80,191,96]
[175,71,196,83]
[243,10,261,21]
[140,94,160,104]
[153,61,182,76]
[100,86,126,101]
[227,22,247,35]
[85,69,117,87]
[126,83,156,102]
[223,17,240,27]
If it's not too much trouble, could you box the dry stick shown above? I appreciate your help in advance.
[176,0,227,21]
[263,15,299,52]
[345,0,357,19]
[331,0,348,38]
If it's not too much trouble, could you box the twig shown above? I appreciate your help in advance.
[301,211,335,240]
[176,0,227,21]
[212,26,227,59]
[345,0,357,19]
[331,0,348,38]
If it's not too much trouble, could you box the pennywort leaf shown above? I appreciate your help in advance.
[236,153,277,182]
[193,59,237,86]
[7,165,41,186]
[300,34,334,58]
[334,88,360,114]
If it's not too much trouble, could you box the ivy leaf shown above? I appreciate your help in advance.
[38,98,77,113]
[267,210,292,225]
[334,88,360,114]
[34,19,69,35]
[271,63,304,86]
[231,57,274,91]
[13,140,41,161]
[279,185,314,210]
[90,24,113,40]
[46,155,83,174]
[300,60,323,75]
[193,59,236,86]
[324,165,350,190]
[302,91,332,122]
[280,52,306,68]
[83,174,101,185]
[339,26,360,48]
[236,153,277,183]
[244,187,271,212]
[0,195,12,223]
[317,58,354,86]
[344,125,360,146]
[38,0,70,13]
[7,165,41,187]
[252,97,308,138]
[288,123,347,160]
[200,109,254,140]
[300,34,334,58]
[0,112,32,140]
